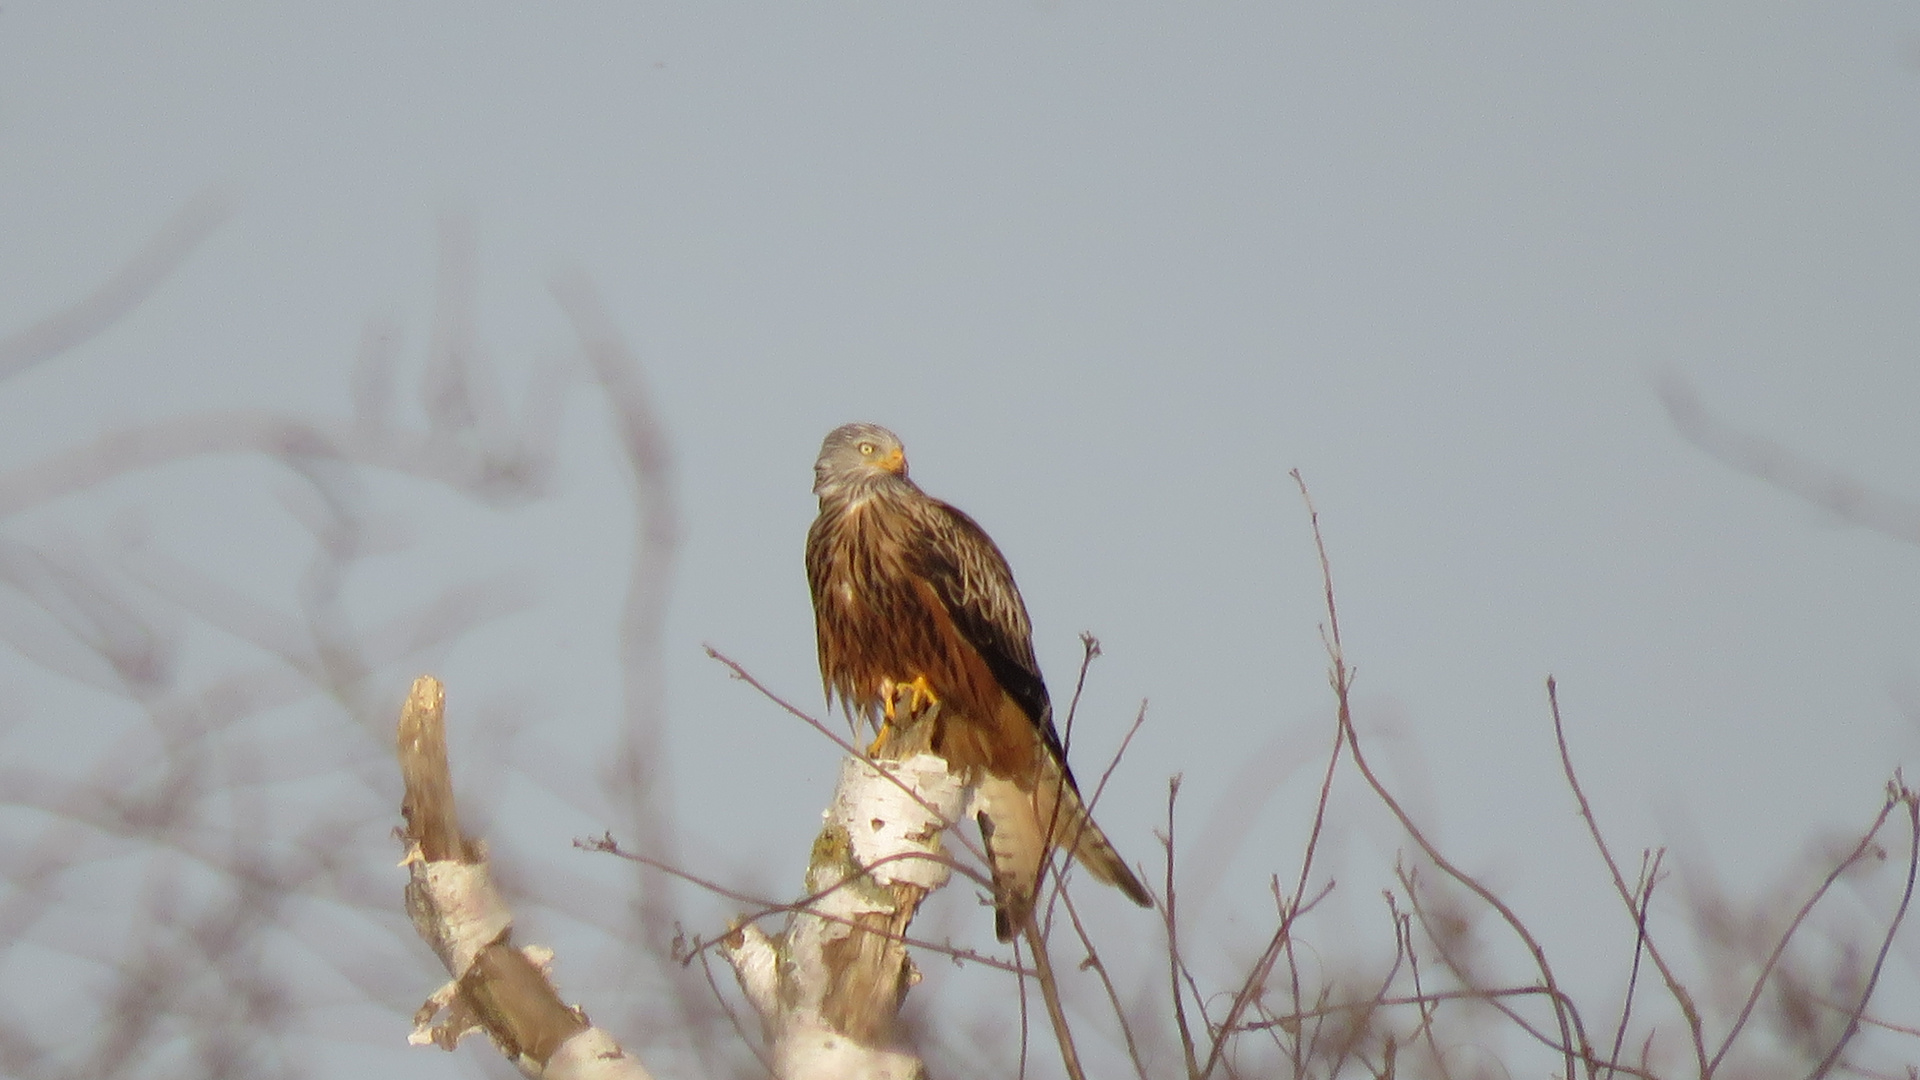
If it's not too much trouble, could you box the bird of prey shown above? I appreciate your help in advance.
[805,422,1152,941]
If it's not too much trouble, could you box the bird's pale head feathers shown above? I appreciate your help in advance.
[813,422,908,496]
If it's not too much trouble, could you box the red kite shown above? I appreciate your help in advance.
[806,422,1152,940]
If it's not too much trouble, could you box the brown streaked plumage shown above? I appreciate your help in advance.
[805,422,1152,941]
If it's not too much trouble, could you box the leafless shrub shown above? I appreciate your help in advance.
[0,206,707,1078]
[5,203,1915,1079]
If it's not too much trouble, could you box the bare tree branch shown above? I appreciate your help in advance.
[0,189,232,381]
[397,675,653,1079]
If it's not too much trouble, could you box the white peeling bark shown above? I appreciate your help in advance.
[725,749,968,1080]
[397,676,654,1080]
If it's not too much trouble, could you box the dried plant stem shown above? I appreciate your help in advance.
[1196,718,1342,1080]
[1059,631,1102,761]
[1162,776,1202,1080]
[586,833,1020,976]
[1808,781,1920,1080]
[1603,849,1664,1080]
[1549,678,1706,1076]
[1023,919,1088,1080]
[1400,897,1454,1080]
[1055,884,1150,1080]
[1706,792,1904,1074]
[1293,470,1589,1079]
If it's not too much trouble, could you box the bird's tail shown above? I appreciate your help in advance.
[975,759,1153,943]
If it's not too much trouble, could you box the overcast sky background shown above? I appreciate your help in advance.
[4,4,1920,1076]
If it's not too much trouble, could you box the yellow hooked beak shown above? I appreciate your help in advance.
[877,446,906,473]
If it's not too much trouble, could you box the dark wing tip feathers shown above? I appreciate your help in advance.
[913,498,1055,727]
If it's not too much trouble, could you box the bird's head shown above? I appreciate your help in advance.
[813,422,909,496]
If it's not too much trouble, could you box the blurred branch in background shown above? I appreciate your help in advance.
[0,206,704,1078]
[548,274,689,1048]
[3,199,1916,1080]
[1660,371,1920,546]
[0,189,232,382]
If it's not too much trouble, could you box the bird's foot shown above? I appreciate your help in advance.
[898,674,939,718]
[872,675,940,756]
[880,675,941,725]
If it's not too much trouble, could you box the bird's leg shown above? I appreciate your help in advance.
[870,675,941,756]
[900,674,939,718]
[871,678,899,756]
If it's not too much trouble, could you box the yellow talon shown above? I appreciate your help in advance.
[901,674,939,716]
[871,675,939,755]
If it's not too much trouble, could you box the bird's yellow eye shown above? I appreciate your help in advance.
[858,442,876,456]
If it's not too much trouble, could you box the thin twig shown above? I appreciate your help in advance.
[704,645,996,875]
[1287,716,1344,1075]
[583,833,1025,976]
[1038,696,1148,937]
[1293,469,1588,1077]
[1550,677,1706,1076]
[1163,776,1202,1080]
[1087,700,1149,816]
[1280,887,1308,1075]
[1810,998,1920,1039]
[1056,883,1150,1080]
[1060,631,1102,761]
[1306,890,1408,1080]
[693,944,777,1079]
[1023,919,1087,1080]
[1240,987,1663,1080]
[1197,660,1344,1079]
[1604,848,1664,1080]
[1015,929,1033,1080]
[1398,890,1453,1080]
[1706,794,1903,1073]
[1398,858,1590,1070]
[1809,782,1920,1080]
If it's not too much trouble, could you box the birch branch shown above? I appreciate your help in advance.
[397,675,653,1079]
[723,703,966,1080]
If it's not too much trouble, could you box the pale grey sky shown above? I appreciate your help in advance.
[3,4,1918,1076]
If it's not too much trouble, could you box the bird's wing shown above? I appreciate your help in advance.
[803,507,849,709]
[907,499,1065,758]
